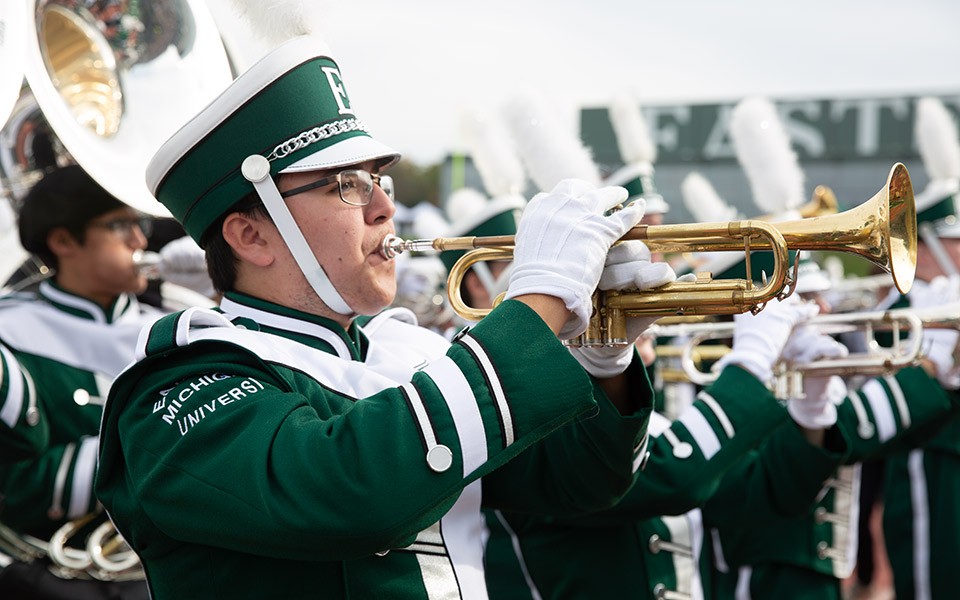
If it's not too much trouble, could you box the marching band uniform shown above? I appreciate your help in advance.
[95,36,657,599]
[0,165,165,597]
[0,283,158,538]
[712,364,955,599]
[484,297,841,599]
[878,96,960,600]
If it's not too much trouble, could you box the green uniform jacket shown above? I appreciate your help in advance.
[0,282,159,538]
[485,367,837,599]
[96,293,652,599]
[881,389,960,600]
[713,365,955,600]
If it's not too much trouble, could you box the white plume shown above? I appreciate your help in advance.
[460,107,527,198]
[444,187,489,226]
[609,92,657,164]
[916,97,960,180]
[411,204,450,240]
[502,90,601,191]
[729,96,805,214]
[681,172,738,223]
[229,0,329,47]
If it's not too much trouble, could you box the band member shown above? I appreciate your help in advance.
[94,35,679,599]
[0,165,159,598]
[879,96,960,600]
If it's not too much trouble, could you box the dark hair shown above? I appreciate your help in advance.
[202,190,272,294]
[18,165,126,268]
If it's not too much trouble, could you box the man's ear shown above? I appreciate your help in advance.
[222,212,275,268]
[46,227,81,258]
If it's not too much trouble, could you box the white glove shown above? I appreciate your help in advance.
[158,236,215,298]
[505,180,645,339]
[782,324,850,366]
[788,375,848,429]
[712,297,820,384]
[910,275,960,309]
[781,325,850,428]
[571,240,685,378]
[910,276,960,389]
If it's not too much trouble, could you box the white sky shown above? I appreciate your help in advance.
[211,0,960,165]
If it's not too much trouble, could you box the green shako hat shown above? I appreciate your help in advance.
[605,162,668,215]
[146,36,399,316]
[914,180,960,238]
[146,36,399,245]
[439,192,524,274]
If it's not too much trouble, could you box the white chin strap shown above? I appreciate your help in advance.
[241,155,354,315]
[472,261,513,301]
[920,222,960,279]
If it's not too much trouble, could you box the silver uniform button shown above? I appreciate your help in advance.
[426,445,453,473]
[25,407,40,426]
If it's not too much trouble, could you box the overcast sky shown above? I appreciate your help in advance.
[211,0,960,165]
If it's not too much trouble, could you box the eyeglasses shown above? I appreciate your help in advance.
[88,216,153,239]
[279,169,395,206]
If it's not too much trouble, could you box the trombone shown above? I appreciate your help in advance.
[382,163,917,347]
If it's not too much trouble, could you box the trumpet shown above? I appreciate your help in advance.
[657,301,960,388]
[382,163,916,347]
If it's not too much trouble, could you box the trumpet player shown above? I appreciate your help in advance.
[93,34,695,600]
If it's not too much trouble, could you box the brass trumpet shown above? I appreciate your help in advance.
[382,163,916,346]
[662,310,926,387]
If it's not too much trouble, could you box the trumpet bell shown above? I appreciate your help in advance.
[776,162,916,295]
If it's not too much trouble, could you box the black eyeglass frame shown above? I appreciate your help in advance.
[87,215,154,239]
[278,169,394,206]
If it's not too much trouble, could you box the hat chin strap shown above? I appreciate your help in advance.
[472,262,513,301]
[241,156,354,316]
[920,222,960,279]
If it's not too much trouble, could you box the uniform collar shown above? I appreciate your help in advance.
[218,292,368,361]
[38,280,140,324]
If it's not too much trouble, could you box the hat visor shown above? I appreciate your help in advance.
[795,271,832,295]
[643,195,670,215]
[934,217,960,238]
[280,135,400,174]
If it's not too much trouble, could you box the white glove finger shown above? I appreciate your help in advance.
[578,184,631,215]
[784,301,821,326]
[676,273,698,283]
[634,262,677,291]
[605,240,651,267]
[598,263,639,291]
[794,336,849,364]
[605,197,646,233]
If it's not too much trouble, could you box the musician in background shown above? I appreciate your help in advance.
[0,165,157,598]
[878,97,960,599]
[94,34,685,599]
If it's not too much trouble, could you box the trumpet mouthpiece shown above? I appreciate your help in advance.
[379,235,437,259]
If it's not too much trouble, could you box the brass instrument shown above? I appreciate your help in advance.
[657,301,960,388]
[0,0,234,581]
[758,184,839,220]
[800,185,840,218]
[382,163,917,346]
[0,0,233,212]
